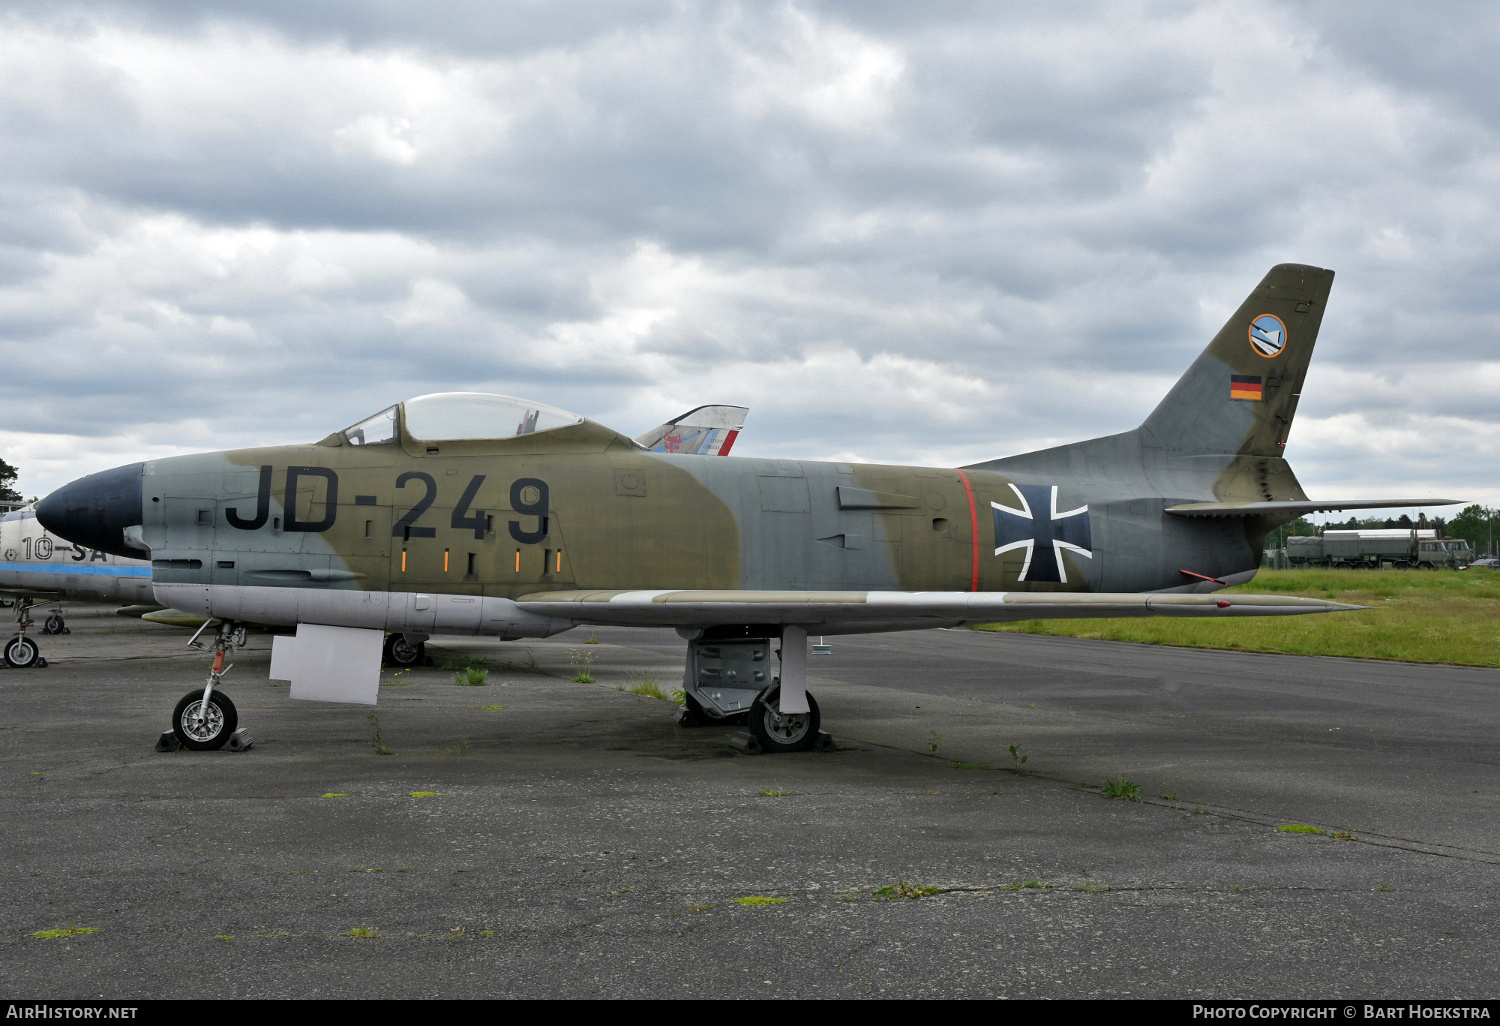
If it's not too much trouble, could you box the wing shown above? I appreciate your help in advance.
[1166,499,1463,518]
[517,589,1361,634]
[633,405,748,456]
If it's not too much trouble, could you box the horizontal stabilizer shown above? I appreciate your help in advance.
[635,405,748,456]
[518,589,1361,632]
[1166,499,1464,518]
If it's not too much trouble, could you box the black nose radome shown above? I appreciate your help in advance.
[36,462,146,559]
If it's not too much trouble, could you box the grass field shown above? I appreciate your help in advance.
[973,569,1500,667]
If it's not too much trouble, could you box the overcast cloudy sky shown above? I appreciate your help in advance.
[2,1,1497,514]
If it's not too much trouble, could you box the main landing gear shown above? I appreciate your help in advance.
[679,625,827,754]
[382,632,428,667]
[161,620,250,752]
[4,599,46,669]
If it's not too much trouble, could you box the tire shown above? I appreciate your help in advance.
[173,689,237,751]
[748,686,820,754]
[43,614,65,635]
[4,636,39,668]
[1334,561,1353,569]
[1418,562,1433,570]
[383,634,425,667]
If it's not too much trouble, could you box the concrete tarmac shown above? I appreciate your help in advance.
[1,606,1497,998]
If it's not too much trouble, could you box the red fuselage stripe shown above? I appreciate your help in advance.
[956,469,980,592]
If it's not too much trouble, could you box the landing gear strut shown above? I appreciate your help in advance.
[171,620,246,751]
[4,599,44,668]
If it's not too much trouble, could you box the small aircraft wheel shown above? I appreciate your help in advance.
[4,636,39,668]
[43,614,65,635]
[383,634,425,667]
[749,686,820,754]
[173,690,237,751]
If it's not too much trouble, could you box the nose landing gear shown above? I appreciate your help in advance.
[168,620,249,751]
[4,599,45,668]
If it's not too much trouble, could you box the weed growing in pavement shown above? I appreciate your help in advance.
[627,677,672,701]
[733,896,786,907]
[927,730,942,753]
[1100,778,1141,801]
[343,927,379,939]
[1008,878,1053,890]
[570,649,596,683]
[874,878,945,899]
[452,666,490,686]
[367,713,391,755]
[1277,824,1323,834]
[758,789,793,797]
[1008,742,1028,770]
[1160,791,1178,801]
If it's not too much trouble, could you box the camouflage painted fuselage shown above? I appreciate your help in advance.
[138,424,1264,603]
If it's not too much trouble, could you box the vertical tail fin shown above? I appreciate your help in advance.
[1140,264,1334,457]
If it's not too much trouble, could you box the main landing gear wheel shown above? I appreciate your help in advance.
[43,614,67,635]
[383,633,425,667]
[173,689,238,751]
[749,685,821,754]
[5,636,39,668]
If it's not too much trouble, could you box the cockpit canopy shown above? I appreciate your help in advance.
[343,392,584,446]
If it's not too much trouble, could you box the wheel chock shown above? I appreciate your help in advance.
[34,658,46,669]
[729,731,762,754]
[812,730,835,752]
[155,730,181,753]
[226,727,253,752]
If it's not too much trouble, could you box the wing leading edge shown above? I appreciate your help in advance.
[516,589,1361,633]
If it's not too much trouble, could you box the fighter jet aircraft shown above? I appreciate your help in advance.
[37,264,1458,754]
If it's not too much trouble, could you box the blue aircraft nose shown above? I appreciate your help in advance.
[36,462,146,559]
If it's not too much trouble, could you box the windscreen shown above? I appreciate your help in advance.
[343,406,398,446]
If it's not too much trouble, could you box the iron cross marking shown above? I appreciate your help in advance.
[991,483,1093,583]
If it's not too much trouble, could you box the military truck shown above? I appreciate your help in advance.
[1286,530,1472,569]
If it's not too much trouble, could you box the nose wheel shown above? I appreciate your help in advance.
[4,635,40,668]
[167,620,248,752]
[4,599,46,668]
[173,689,239,750]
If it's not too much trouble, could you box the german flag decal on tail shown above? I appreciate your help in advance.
[1230,374,1263,401]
